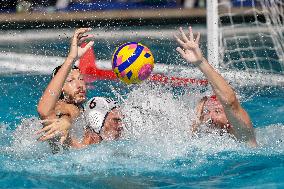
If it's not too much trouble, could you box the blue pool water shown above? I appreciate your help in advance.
[0,73,283,189]
[0,29,284,188]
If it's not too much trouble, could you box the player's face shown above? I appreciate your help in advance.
[62,69,86,104]
[101,108,123,141]
[202,99,229,129]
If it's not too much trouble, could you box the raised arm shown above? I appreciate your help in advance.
[37,28,94,119]
[175,27,257,146]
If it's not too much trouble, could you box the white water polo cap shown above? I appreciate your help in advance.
[85,97,118,133]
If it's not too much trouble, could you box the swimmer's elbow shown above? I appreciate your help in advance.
[37,105,52,119]
[223,93,238,108]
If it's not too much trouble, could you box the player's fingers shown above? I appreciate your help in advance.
[74,28,92,37]
[39,133,56,141]
[40,119,57,125]
[189,26,194,41]
[179,27,190,43]
[176,47,186,58]
[174,35,186,48]
[60,133,68,144]
[35,124,53,135]
[195,32,201,44]
[79,34,94,43]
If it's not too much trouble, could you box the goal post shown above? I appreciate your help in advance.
[207,0,219,69]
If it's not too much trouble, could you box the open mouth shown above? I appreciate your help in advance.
[77,90,86,96]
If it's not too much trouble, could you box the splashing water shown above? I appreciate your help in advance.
[121,83,195,158]
[9,117,52,158]
[0,75,284,188]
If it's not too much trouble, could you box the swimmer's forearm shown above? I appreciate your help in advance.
[224,107,257,144]
[231,123,257,146]
[196,58,237,106]
[38,56,75,118]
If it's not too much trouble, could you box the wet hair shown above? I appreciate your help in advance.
[196,95,218,122]
[52,65,80,78]
[51,65,80,100]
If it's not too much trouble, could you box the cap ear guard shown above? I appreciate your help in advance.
[84,97,118,133]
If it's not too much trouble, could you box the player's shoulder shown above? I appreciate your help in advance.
[55,100,80,118]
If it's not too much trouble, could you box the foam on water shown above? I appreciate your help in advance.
[0,83,283,180]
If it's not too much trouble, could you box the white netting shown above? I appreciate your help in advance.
[218,0,284,74]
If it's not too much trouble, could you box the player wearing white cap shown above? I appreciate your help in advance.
[83,97,123,143]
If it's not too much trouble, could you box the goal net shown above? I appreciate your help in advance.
[214,0,284,85]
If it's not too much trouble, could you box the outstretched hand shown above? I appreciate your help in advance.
[36,118,72,144]
[174,27,204,65]
[68,28,94,61]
